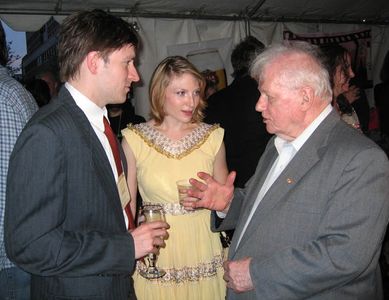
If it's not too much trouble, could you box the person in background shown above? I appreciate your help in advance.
[201,69,219,99]
[4,9,168,300]
[204,36,272,246]
[107,98,145,141]
[36,67,61,98]
[343,77,370,134]
[320,44,361,131]
[0,21,38,300]
[24,78,51,107]
[205,36,272,189]
[184,41,389,299]
[375,49,389,139]
[122,56,228,300]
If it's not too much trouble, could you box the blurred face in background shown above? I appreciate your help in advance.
[333,53,354,97]
[39,73,59,97]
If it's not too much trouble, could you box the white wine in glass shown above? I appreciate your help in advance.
[139,204,166,279]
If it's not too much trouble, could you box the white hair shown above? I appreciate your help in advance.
[250,40,332,103]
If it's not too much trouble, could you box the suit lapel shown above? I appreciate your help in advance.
[60,88,125,225]
[234,110,339,253]
[229,139,278,254]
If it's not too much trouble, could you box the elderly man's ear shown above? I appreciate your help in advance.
[300,87,315,111]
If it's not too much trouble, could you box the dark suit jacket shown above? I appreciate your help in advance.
[374,82,389,136]
[215,110,389,299]
[204,75,272,188]
[5,87,136,299]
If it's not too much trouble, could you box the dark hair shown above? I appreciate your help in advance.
[0,22,8,67]
[58,9,139,82]
[25,78,51,107]
[320,44,353,114]
[231,36,264,78]
[380,50,389,83]
[149,56,206,125]
[319,44,351,92]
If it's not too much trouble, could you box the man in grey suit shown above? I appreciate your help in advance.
[184,41,389,299]
[5,10,168,300]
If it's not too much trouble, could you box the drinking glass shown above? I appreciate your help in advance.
[139,204,166,279]
[176,179,193,204]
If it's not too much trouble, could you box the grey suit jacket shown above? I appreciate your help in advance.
[216,110,389,300]
[5,87,136,299]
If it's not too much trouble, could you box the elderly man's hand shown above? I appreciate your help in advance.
[223,257,254,293]
[182,171,236,212]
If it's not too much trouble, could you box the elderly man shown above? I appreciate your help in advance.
[185,41,389,299]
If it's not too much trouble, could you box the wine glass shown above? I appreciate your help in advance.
[139,204,166,279]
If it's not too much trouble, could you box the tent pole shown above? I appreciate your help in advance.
[245,18,251,36]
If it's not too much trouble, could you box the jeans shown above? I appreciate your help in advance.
[0,267,30,300]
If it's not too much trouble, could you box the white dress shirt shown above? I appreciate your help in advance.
[65,83,129,226]
[235,104,333,248]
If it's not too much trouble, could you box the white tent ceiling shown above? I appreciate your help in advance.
[0,0,389,31]
[1,0,389,117]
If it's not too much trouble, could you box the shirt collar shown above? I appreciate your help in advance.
[274,104,333,154]
[65,82,108,132]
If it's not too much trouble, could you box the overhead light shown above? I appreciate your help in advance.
[130,21,140,32]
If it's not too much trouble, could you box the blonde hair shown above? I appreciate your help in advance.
[149,56,206,124]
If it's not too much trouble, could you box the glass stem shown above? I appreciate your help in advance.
[149,253,156,269]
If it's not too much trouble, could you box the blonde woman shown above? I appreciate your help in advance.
[122,56,228,300]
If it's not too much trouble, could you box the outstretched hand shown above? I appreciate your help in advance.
[183,171,236,212]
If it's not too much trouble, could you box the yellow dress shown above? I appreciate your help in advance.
[122,122,226,300]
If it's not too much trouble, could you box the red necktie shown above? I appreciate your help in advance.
[103,116,135,230]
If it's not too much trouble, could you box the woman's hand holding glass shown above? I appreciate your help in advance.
[177,179,200,211]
